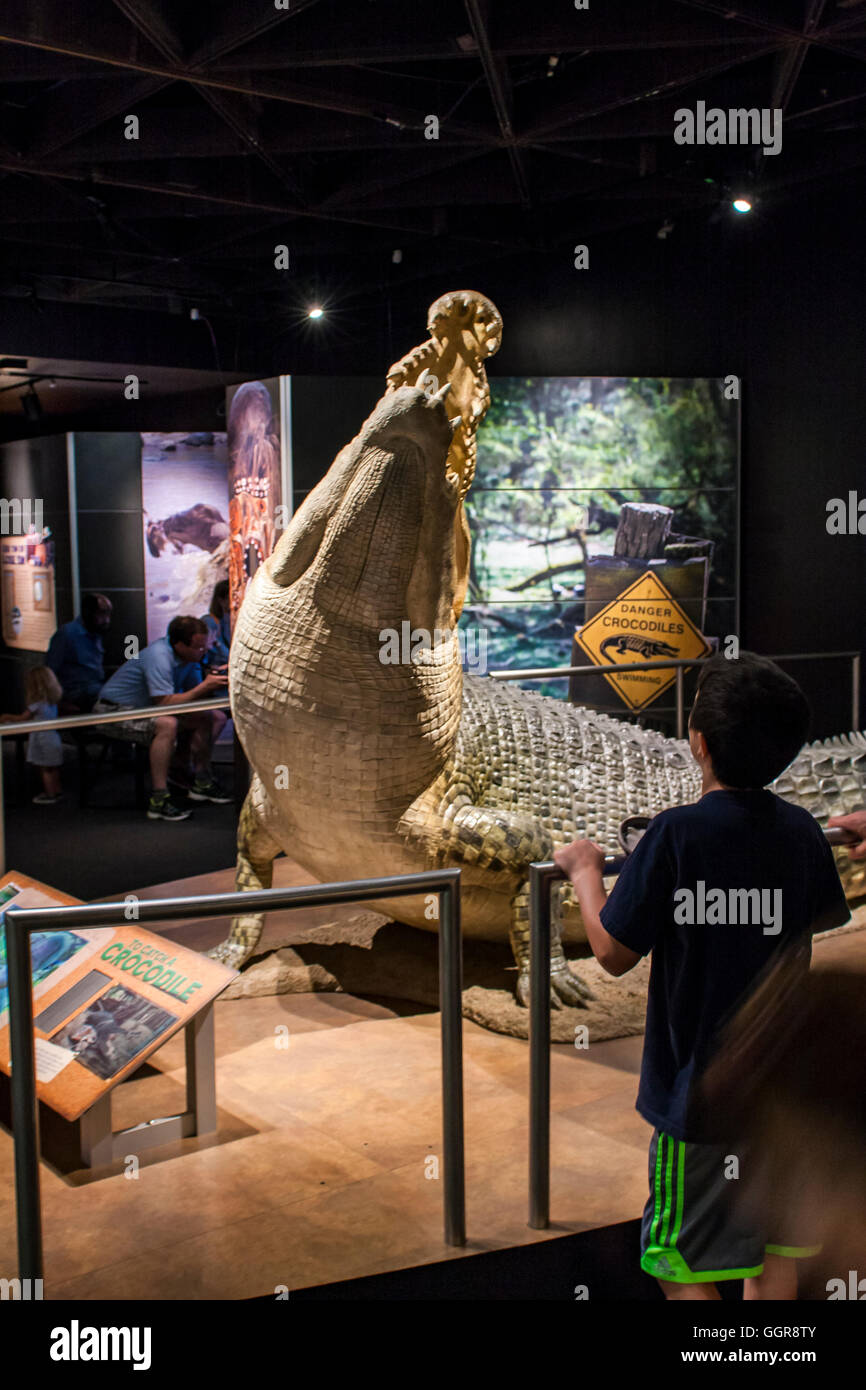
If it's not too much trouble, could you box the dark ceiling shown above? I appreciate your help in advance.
[1,0,865,327]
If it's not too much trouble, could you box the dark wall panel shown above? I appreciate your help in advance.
[73,432,146,673]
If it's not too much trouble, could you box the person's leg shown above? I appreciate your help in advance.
[180,711,213,778]
[149,715,178,792]
[192,709,227,772]
[744,1252,798,1301]
[189,711,227,777]
[657,1278,720,1300]
[41,765,62,797]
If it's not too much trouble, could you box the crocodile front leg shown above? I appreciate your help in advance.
[428,797,595,1007]
[206,776,283,969]
[510,880,596,1010]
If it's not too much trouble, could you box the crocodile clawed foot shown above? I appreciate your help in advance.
[550,961,596,1007]
[515,963,596,1009]
[205,938,253,970]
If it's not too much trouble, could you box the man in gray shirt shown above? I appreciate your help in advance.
[96,614,229,821]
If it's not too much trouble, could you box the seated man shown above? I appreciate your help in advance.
[46,593,112,713]
[94,615,230,821]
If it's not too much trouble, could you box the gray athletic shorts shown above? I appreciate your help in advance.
[641,1129,821,1284]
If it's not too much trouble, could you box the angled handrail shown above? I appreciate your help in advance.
[3,868,464,1284]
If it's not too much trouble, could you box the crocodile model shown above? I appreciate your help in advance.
[207,291,866,1006]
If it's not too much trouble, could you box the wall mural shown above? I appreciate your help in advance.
[140,431,230,644]
[225,379,283,630]
[459,376,739,708]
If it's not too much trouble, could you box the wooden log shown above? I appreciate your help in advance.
[663,537,715,563]
[613,502,673,559]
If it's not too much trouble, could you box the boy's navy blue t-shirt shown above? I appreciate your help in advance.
[599,789,850,1142]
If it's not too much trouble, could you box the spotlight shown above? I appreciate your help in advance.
[732,196,752,214]
[307,306,324,320]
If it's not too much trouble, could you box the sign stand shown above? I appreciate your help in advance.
[77,1003,216,1167]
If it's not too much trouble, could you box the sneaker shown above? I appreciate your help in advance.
[33,792,64,805]
[188,777,232,804]
[147,793,191,821]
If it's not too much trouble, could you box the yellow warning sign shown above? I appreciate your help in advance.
[575,570,711,711]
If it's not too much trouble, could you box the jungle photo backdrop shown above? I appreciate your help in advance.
[459,377,739,698]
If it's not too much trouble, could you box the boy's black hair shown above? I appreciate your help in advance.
[689,652,810,789]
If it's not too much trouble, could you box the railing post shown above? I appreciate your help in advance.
[0,746,5,878]
[529,864,553,1229]
[4,908,43,1280]
[853,653,861,733]
[675,666,684,740]
[438,876,465,1246]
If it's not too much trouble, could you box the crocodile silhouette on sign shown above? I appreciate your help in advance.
[600,634,681,661]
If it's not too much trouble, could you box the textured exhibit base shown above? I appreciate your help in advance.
[219,899,866,1041]
[219,910,651,1041]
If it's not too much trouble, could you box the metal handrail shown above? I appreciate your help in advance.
[0,696,231,875]
[3,868,465,1284]
[490,650,861,741]
[0,695,230,738]
[528,861,568,1231]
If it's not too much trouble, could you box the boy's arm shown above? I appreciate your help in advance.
[553,840,642,977]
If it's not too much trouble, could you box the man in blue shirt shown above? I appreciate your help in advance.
[554,652,850,1302]
[46,593,112,711]
[95,615,229,821]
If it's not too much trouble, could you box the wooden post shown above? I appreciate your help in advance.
[613,503,673,559]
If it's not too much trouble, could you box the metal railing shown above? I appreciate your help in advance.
[490,651,861,742]
[3,868,464,1283]
[0,696,230,875]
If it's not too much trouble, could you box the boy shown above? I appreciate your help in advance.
[554,652,850,1301]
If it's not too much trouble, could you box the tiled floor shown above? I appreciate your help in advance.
[1,861,863,1300]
